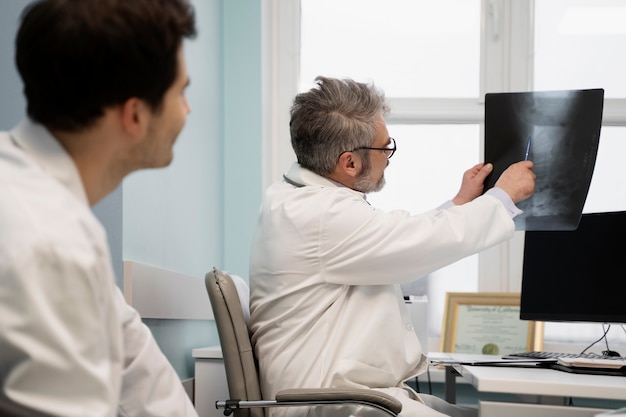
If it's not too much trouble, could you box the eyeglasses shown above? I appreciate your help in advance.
[351,137,396,159]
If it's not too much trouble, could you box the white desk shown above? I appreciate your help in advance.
[192,346,228,417]
[194,347,626,417]
[444,359,626,417]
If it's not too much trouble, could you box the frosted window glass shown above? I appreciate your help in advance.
[300,0,480,98]
[583,127,626,214]
[535,0,626,98]
[367,125,481,337]
[367,125,480,212]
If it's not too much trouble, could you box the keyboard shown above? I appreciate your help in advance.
[505,351,626,361]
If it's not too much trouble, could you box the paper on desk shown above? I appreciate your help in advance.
[428,352,554,367]
[594,407,626,416]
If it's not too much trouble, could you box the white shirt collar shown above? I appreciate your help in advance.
[10,119,89,206]
[283,162,366,200]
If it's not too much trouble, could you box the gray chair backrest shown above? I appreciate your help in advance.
[205,268,264,417]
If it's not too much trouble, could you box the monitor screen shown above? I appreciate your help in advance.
[520,211,626,323]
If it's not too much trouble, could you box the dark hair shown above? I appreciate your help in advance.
[15,0,196,131]
[290,76,389,176]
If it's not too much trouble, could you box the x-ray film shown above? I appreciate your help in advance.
[484,89,604,231]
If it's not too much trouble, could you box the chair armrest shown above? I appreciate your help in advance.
[275,388,402,414]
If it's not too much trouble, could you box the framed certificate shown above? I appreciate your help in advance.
[440,292,543,354]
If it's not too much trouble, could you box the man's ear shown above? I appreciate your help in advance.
[336,151,361,178]
[328,152,361,188]
[120,97,150,140]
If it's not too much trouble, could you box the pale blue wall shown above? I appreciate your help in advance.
[222,1,263,275]
[0,0,29,129]
[123,0,224,280]
[0,0,263,380]
[122,0,263,283]
[122,0,262,280]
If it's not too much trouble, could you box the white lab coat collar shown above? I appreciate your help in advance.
[284,162,367,200]
[10,119,89,206]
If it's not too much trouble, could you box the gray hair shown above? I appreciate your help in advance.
[289,76,390,176]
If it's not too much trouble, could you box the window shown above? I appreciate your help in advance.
[533,0,626,347]
[263,0,626,350]
[300,0,480,98]
[534,0,626,98]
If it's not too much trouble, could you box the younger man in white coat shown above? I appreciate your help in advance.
[249,76,535,417]
[0,1,199,416]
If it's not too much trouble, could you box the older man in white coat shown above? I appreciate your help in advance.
[248,76,535,417]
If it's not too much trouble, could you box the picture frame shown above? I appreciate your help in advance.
[440,292,543,354]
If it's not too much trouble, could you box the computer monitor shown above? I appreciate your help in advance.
[520,211,626,323]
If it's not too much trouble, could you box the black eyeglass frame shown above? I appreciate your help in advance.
[348,137,396,159]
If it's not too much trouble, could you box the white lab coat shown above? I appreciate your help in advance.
[0,120,197,417]
[249,163,515,416]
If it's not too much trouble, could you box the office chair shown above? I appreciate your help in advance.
[205,267,403,417]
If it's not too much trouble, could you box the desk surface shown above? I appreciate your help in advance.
[457,362,626,400]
